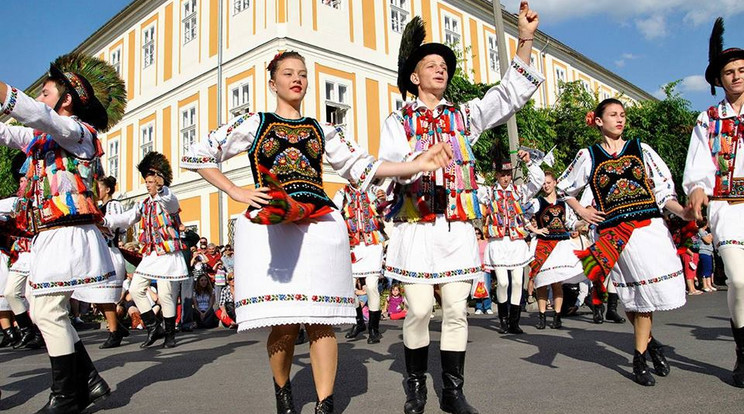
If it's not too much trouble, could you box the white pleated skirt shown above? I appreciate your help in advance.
[233,211,356,331]
[351,242,384,278]
[533,239,586,289]
[134,250,189,281]
[72,246,127,304]
[708,200,744,251]
[484,236,533,271]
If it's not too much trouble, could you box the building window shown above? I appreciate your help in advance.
[230,83,251,117]
[554,67,566,90]
[183,0,198,45]
[390,0,409,34]
[324,80,350,126]
[487,34,499,72]
[108,139,119,179]
[443,14,461,47]
[395,98,404,111]
[142,25,155,68]
[233,0,250,15]
[602,91,611,100]
[110,48,122,75]
[141,124,155,159]
[580,79,591,92]
[321,0,341,9]
[181,107,197,155]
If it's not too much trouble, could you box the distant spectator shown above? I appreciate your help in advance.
[203,243,222,275]
[697,219,717,292]
[193,274,218,329]
[216,273,237,328]
[385,284,407,320]
[221,244,235,273]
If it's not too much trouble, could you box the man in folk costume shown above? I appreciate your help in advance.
[684,17,744,388]
[333,184,389,344]
[0,53,125,413]
[103,152,189,349]
[378,3,543,413]
[478,147,544,334]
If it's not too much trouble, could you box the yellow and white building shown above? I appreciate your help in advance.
[31,0,653,244]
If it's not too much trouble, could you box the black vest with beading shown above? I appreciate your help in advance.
[535,198,570,241]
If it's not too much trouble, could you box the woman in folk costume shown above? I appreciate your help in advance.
[1,152,44,349]
[527,171,584,330]
[333,184,388,344]
[0,53,125,413]
[378,3,543,413]
[103,152,188,349]
[558,98,689,386]
[181,50,451,414]
[0,196,21,347]
[683,18,744,388]
[479,148,544,335]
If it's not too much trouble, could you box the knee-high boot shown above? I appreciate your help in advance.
[439,351,479,414]
[495,302,508,334]
[74,341,110,411]
[36,354,78,414]
[163,317,177,348]
[730,320,744,388]
[605,293,626,323]
[403,346,428,414]
[344,305,366,339]
[367,310,382,344]
[13,311,44,349]
[507,304,523,334]
[140,310,164,348]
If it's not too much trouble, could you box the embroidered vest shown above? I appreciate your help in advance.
[386,103,481,223]
[535,198,570,241]
[138,197,186,256]
[15,126,103,234]
[705,103,744,198]
[484,184,528,240]
[248,113,335,210]
[340,185,386,246]
[588,139,660,229]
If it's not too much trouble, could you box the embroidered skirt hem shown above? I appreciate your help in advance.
[533,239,586,288]
[484,237,533,270]
[134,251,189,281]
[351,243,384,278]
[72,247,127,303]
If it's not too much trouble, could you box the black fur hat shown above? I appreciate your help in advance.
[137,152,173,187]
[397,16,457,100]
[705,18,744,95]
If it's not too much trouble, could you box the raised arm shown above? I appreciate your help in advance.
[103,204,142,230]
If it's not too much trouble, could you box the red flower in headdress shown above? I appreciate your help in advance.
[585,111,596,127]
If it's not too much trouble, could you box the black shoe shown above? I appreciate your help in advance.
[99,329,126,349]
[632,350,655,386]
[647,337,670,377]
[314,395,333,414]
[140,310,165,348]
[536,313,546,330]
[592,303,605,324]
[74,341,110,411]
[495,302,508,334]
[1,327,20,348]
[14,326,44,350]
[367,311,382,344]
[37,353,79,414]
[274,378,297,414]
[730,320,744,388]
[163,317,177,348]
[549,313,562,329]
[439,351,479,414]
[605,293,626,323]
[345,306,366,339]
[507,305,523,334]
[403,346,428,414]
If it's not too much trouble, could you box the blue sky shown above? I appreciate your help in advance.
[1,1,742,112]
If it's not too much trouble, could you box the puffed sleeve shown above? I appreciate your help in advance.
[477,185,492,205]
[103,203,142,230]
[0,84,96,158]
[519,162,545,203]
[524,198,540,218]
[378,112,423,184]
[322,123,382,192]
[0,197,18,215]
[154,186,181,214]
[556,149,592,199]
[332,189,345,210]
[181,113,261,170]
[682,111,716,196]
[467,56,545,142]
[641,143,677,209]
[565,202,578,230]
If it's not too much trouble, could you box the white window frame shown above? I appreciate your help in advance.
[110,48,122,75]
[142,25,156,69]
[108,139,120,179]
[555,67,567,91]
[140,123,155,160]
[230,83,251,117]
[390,0,409,34]
[183,0,198,45]
[181,106,197,156]
[233,0,250,15]
[321,0,341,9]
[486,34,499,73]
[580,79,591,92]
[324,80,350,126]
[443,14,461,47]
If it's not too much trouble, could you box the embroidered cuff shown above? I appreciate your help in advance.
[354,159,383,192]
[180,155,218,170]
[1,85,18,115]
[510,56,545,87]
[395,151,425,185]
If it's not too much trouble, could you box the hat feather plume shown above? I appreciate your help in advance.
[709,17,724,95]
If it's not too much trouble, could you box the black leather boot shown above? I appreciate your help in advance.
[140,310,164,348]
[605,293,626,323]
[730,320,744,388]
[632,350,655,386]
[403,346,428,414]
[274,378,297,414]
[14,312,44,349]
[163,317,177,348]
[99,327,128,349]
[314,395,334,413]
[1,327,20,348]
[592,303,605,324]
[439,351,479,414]
[647,337,670,377]
[536,312,546,330]
[345,306,366,339]
[495,302,508,334]
[367,310,382,344]
[37,353,79,414]
[74,341,110,411]
[549,312,562,329]
[507,304,523,334]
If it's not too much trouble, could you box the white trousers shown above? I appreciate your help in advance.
[721,248,744,328]
[4,270,27,314]
[29,292,79,356]
[365,276,381,312]
[402,281,470,351]
[130,274,178,318]
[495,268,523,306]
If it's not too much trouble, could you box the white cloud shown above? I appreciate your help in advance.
[635,15,667,40]
[680,75,709,92]
[614,53,641,68]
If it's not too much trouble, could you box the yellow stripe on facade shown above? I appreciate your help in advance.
[208,85,218,130]
[164,3,173,81]
[469,18,481,83]
[362,0,376,50]
[365,78,381,157]
[127,30,135,100]
[209,192,220,242]
[162,106,172,162]
[209,0,219,57]
[125,124,133,191]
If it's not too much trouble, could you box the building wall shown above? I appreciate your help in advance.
[77,0,652,243]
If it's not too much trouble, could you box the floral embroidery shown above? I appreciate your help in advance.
[181,155,217,165]
[605,178,649,203]
[28,271,115,290]
[306,138,321,158]
[271,148,318,178]
[384,265,483,279]
[261,137,281,157]
[334,126,356,153]
[274,125,313,143]
[234,293,355,309]
[352,270,383,277]
[133,270,189,280]
[612,269,682,288]
[511,61,540,86]
[717,240,744,248]
[3,87,18,115]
